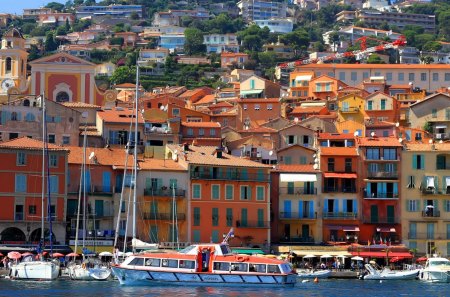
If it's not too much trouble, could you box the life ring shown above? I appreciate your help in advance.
[82,263,86,269]
[236,256,245,262]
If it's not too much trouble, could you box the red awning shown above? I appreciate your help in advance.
[350,251,412,259]
[323,172,357,178]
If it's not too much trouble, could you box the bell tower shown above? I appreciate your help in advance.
[0,28,28,96]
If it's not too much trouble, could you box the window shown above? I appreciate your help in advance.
[212,208,219,226]
[25,113,35,122]
[29,205,36,215]
[225,185,233,200]
[256,186,264,201]
[50,176,58,193]
[445,200,450,212]
[284,156,292,164]
[212,184,220,200]
[367,148,380,160]
[62,136,70,145]
[254,104,260,110]
[328,158,335,171]
[351,72,357,81]
[17,152,26,165]
[15,174,27,192]
[187,128,194,136]
[48,134,55,144]
[267,104,273,110]
[413,154,425,169]
[11,112,18,121]
[172,108,180,116]
[386,72,392,81]
[193,207,200,226]
[192,184,201,199]
[226,208,233,227]
[240,185,251,200]
[339,72,345,81]
[445,73,450,81]
[49,154,58,167]
[5,57,11,73]
[398,73,404,81]
[199,128,204,136]
[433,73,439,81]
[409,222,417,239]
[367,101,373,110]
[407,200,419,212]
[408,73,415,82]
[250,79,255,89]
[243,104,247,110]
[210,129,216,136]
[432,109,437,118]
[380,99,386,110]
[420,73,426,81]
[407,175,415,188]
[345,158,352,172]
[383,148,396,160]
[436,155,446,170]
[363,72,369,79]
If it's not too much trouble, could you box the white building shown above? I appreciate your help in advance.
[362,0,390,11]
[254,18,293,34]
[203,34,239,53]
[237,0,287,22]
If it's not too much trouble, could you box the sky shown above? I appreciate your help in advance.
[0,0,67,15]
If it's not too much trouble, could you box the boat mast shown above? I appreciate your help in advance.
[40,93,45,257]
[132,62,140,253]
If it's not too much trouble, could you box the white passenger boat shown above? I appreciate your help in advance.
[362,263,419,280]
[418,257,450,283]
[111,239,296,286]
[9,259,60,280]
[297,269,331,279]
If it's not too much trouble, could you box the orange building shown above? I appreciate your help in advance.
[0,137,68,245]
[236,98,281,130]
[309,75,347,101]
[180,121,222,146]
[220,52,249,69]
[167,144,272,246]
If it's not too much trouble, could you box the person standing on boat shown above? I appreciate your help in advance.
[113,247,119,265]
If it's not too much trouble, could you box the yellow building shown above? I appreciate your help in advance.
[336,93,367,135]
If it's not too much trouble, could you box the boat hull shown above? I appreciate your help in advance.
[112,266,296,287]
[10,261,60,280]
[68,265,111,281]
[419,270,450,283]
[297,270,331,279]
[363,270,419,280]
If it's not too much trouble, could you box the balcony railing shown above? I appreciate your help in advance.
[340,107,359,113]
[421,187,449,195]
[68,185,114,196]
[279,187,317,195]
[421,210,440,218]
[323,186,357,193]
[364,192,398,199]
[323,212,358,219]
[190,172,270,182]
[143,213,186,220]
[144,188,186,197]
[407,232,448,240]
[367,171,398,178]
[362,216,399,224]
[280,236,314,243]
[235,220,270,228]
[279,212,317,220]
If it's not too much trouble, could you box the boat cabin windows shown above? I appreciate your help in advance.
[129,257,145,266]
[179,260,196,269]
[162,259,178,268]
[145,258,161,267]
[213,262,230,271]
[252,264,267,273]
[231,263,248,272]
[267,265,281,273]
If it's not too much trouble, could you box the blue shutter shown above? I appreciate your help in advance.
[342,199,347,213]
[298,200,303,218]
[309,201,314,219]
[410,222,417,239]
[420,155,425,170]
[393,183,398,197]
[85,170,91,192]
[377,183,382,197]
[352,199,357,215]
[412,154,417,169]
[366,183,371,197]
[333,199,339,213]
[50,176,58,193]
[434,200,439,211]
[16,112,22,121]
[323,199,328,213]
[211,230,219,243]
[284,200,291,218]
[102,171,111,193]
[193,230,200,242]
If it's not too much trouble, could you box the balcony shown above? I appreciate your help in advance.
[362,216,399,224]
[143,212,186,220]
[190,172,270,182]
[279,187,317,195]
[323,186,357,193]
[367,171,398,179]
[323,212,358,219]
[421,187,448,195]
[68,185,114,196]
[144,188,186,198]
[421,210,440,218]
[279,212,317,220]
[280,236,315,243]
[340,107,359,113]
[407,232,448,240]
[364,192,398,199]
[434,133,449,140]
[235,220,270,228]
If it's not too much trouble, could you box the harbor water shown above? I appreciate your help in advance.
[0,278,448,297]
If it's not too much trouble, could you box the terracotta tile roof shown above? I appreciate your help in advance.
[388,84,412,89]
[238,98,280,103]
[221,52,248,57]
[181,121,221,128]
[405,142,450,151]
[0,137,68,151]
[318,133,355,140]
[193,94,215,105]
[291,106,325,114]
[139,158,186,171]
[62,102,101,108]
[227,135,274,151]
[356,137,403,147]
[275,164,318,173]
[167,145,271,168]
[210,101,233,108]
[115,83,137,88]
[320,147,358,156]
[67,146,134,166]
[97,108,145,124]
[238,126,277,133]
[410,92,450,107]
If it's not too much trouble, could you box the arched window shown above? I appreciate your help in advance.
[5,57,12,74]
[56,91,69,103]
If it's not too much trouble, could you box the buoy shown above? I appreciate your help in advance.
[314,277,319,283]
[379,280,382,283]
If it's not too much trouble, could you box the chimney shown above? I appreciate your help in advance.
[216,147,223,158]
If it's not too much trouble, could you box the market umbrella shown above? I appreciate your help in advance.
[52,253,65,258]
[21,252,34,257]
[351,256,363,261]
[99,251,113,257]
[0,252,3,257]
[66,252,79,257]
[390,257,401,263]
[303,254,316,259]
[7,251,22,260]
[416,256,427,262]
[320,254,333,259]
[426,205,434,208]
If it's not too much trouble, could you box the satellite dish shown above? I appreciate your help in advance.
[398,138,403,143]
[408,81,413,86]
[89,152,95,160]
[395,122,399,127]
[312,154,316,158]
[429,139,433,144]
[141,109,145,114]
[245,126,249,130]
[314,158,319,164]
[269,150,273,156]
[294,117,299,123]
[370,131,375,137]
[313,164,319,170]
[353,131,358,137]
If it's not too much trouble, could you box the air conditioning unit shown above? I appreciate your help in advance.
[435,133,442,139]
[256,152,262,158]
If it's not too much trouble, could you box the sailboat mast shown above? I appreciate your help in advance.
[40,93,45,249]
[132,63,140,253]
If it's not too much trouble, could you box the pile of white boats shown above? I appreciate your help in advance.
[360,261,419,280]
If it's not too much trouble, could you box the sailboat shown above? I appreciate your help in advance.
[67,113,111,281]
[9,95,60,280]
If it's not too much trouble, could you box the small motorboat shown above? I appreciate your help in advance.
[297,269,331,279]
[418,257,450,283]
[361,263,419,280]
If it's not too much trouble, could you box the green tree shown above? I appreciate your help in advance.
[110,66,134,85]
[258,51,277,69]
[44,32,58,52]
[30,26,49,37]
[184,28,205,55]
[45,1,65,12]
[438,11,450,40]
[422,41,442,52]
[28,44,42,61]
[130,12,140,20]
[367,54,385,64]
[56,26,67,36]
[125,51,138,67]
[279,29,310,56]
[21,23,36,35]
[110,37,124,46]
[420,56,434,64]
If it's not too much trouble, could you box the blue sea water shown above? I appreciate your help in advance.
[0,278,448,297]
